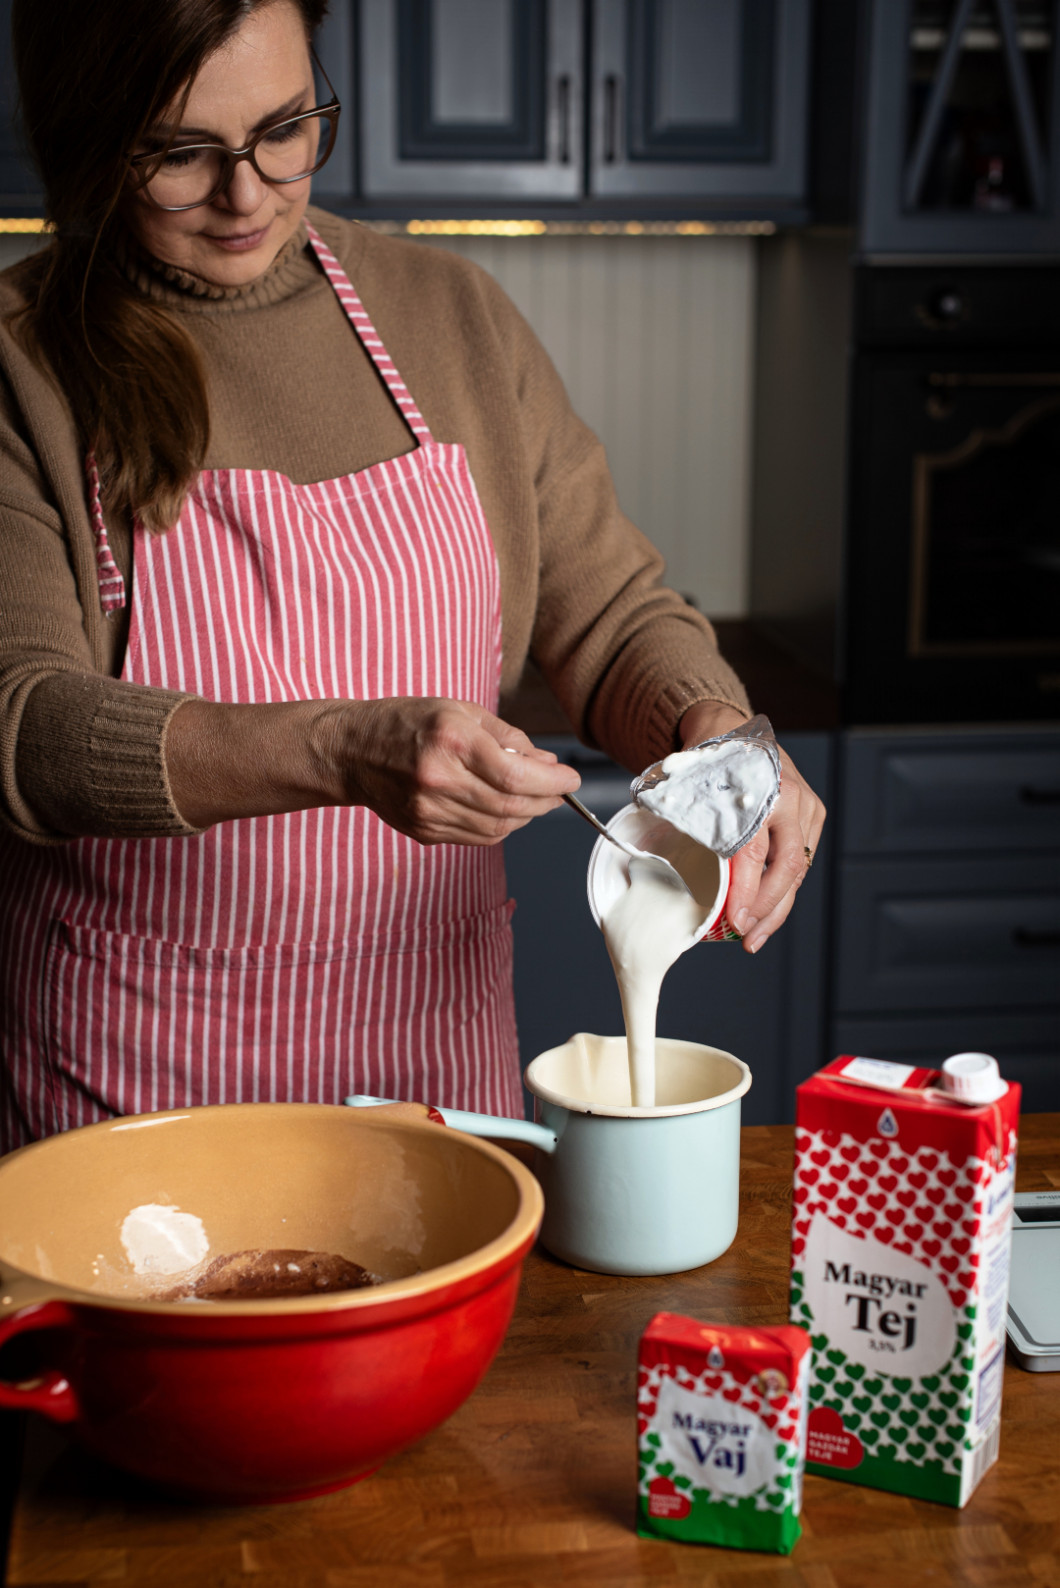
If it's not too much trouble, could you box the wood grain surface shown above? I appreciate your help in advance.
[4,1116,1058,1588]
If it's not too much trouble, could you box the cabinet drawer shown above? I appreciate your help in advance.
[835,856,1060,1014]
[841,730,1060,855]
[830,1012,1060,1114]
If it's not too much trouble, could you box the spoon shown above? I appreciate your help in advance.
[345,1095,558,1152]
[501,744,693,897]
[561,792,693,897]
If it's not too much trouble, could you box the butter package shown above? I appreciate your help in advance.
[637,1313,811,1554]
[791,1054,1020,1508]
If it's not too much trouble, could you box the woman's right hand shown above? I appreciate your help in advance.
[324,696,580,845]
[165,695,579,842]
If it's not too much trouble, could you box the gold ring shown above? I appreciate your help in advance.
[804,846,814,868]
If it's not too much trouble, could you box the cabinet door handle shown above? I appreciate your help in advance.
[1012,928,1060,948]
[1019,784,1060,805]
[557,74,571,165]
[604,74,619,164]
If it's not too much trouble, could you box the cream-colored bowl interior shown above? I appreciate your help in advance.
[0,1104,539,1308]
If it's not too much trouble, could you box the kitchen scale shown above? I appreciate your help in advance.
[1007,1192,1060,1372]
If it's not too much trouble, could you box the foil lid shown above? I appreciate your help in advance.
[631,713,782,860]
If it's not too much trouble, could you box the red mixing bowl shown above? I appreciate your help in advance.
[0,1102,543,1502]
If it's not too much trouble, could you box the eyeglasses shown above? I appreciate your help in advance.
[129,59,341,212]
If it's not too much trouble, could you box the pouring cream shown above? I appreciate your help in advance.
[596,727,781,1109]
[599,829,722,1108]
[593,727,781,1109]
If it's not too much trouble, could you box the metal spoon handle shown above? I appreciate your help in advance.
[563,791,619,843]
[563,793,693,897]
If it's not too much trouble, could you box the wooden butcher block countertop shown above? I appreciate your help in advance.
[3,1116,1058,1588]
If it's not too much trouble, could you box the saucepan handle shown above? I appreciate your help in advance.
[345,1095,557,1154]
[0,1271,81,1423]
[345,1099,444,1126]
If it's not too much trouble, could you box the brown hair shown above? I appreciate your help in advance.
[10,0,328,533]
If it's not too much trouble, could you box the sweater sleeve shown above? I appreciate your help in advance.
[471,269,751,772]
[0,365,198,844]
[535,428,752,769]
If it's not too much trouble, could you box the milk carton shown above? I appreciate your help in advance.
[637,1313,811,1554]
[790,1054,1020,1508]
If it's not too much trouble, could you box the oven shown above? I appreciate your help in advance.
[841,263,1060,725]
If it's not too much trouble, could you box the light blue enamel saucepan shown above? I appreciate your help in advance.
[346,1033,750,1278]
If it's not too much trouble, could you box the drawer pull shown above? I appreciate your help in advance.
[1013,928,1060,948]
[1019,785,1060,805]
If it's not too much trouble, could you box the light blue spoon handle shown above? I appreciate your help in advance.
[437,1106,557,1153]
[344,1095,556,1153]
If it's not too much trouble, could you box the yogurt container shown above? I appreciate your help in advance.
[586,804,739,943]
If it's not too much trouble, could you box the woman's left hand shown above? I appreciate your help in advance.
[677,701,827,955]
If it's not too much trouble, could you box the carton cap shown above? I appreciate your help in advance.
[941,1052,1008,1105]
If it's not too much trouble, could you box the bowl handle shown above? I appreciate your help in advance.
[0,1272,81,1423]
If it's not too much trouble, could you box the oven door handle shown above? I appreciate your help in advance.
[1019,785,1060,806]
[1012,927,1060,949]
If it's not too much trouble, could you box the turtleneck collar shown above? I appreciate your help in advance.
[110,218,321,313]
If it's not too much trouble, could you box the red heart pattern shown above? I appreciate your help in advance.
[790,1115,1020,1490]
[791,1124,998,1313]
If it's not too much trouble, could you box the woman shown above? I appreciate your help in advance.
[0,0,825,1151]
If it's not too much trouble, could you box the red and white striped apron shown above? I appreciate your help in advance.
[0,224,523,1151]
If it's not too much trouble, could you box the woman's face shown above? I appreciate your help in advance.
[125,0,316,287]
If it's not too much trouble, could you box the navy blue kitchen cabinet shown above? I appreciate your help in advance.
[830,727,1060,1111]
[0,0,41,215]
[504,731,832,1126]
[356,0,585,202]
[819,0,1060,254]
[349,0,811,213]
[589,0,811,205]
[0,0,813,218]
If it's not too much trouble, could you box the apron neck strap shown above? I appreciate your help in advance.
[306,223,435,447]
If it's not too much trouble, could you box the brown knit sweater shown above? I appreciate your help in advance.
[0,207,749,845]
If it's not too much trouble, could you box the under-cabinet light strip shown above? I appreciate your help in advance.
[1,216,778,239]
[392,219,777,238]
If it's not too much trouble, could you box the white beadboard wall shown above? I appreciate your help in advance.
[0,230,758,615]
[420,234,756,617]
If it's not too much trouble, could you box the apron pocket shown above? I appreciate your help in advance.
[41,903,519,1130]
